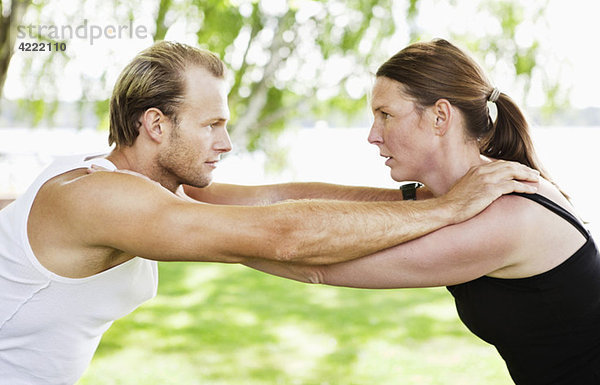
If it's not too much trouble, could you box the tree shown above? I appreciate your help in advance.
[0,0,32,99]
[1,0,557,163]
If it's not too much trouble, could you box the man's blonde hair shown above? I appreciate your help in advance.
[109,41,225,147]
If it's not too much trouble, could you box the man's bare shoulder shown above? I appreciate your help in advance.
[38,168,175,214]
[29,168,197,276]
[28,169,155,277]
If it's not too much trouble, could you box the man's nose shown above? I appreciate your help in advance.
[215,127,232,153]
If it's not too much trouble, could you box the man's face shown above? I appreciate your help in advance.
[157,66,232,189]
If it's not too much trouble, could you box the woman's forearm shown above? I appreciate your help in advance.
[184,182,407,205]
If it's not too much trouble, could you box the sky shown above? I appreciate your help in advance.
[544,0,600,108]
[394,0,600,108]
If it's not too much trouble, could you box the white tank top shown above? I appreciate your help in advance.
[0,154,158,385]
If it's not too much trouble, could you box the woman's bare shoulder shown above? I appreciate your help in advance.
[486,178,586,278]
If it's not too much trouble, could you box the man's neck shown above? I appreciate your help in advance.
[106,149,180,193]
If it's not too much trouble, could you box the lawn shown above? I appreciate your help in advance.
[77,262,513,385]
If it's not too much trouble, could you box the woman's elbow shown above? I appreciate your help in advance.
[302,266,327,284]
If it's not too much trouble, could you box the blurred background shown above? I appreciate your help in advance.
[1,0,599,383]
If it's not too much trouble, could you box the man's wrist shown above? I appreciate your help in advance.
[428,195,457,226]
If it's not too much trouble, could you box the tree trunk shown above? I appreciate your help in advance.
[0,0,32,100]
[153,0,171,41]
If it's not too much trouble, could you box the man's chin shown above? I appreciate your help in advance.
[190,175,213,189]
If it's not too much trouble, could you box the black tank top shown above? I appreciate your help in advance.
[447,193,600,384]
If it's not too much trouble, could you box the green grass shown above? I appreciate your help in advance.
[77,262,513,385]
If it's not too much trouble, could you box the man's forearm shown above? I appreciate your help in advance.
[234,197,452,265]
[184,182,408,205]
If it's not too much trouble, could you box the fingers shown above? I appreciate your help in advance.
[475,160,540,183]
[443,160,541,224]
[499,161,540,183]
[503,180,538,195]
[86,165,158,185]
[86,164,109,174]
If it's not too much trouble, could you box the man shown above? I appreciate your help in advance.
[0,41,538,385]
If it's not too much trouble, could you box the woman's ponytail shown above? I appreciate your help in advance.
[481,92,542,171]
[481,91,568,199]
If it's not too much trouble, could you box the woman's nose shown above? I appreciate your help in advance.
[367,122,383,145]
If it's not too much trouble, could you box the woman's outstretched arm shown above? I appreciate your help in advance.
[243,194,531,288]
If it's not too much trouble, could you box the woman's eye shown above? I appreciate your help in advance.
[381,111,391,119]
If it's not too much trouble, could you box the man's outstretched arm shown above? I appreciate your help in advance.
[68,160,537,266]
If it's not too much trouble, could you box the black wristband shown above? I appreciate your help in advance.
[400,182,422,201]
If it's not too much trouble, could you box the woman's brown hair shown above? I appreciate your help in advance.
[376,39,562,194]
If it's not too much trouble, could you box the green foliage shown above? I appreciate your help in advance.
[407,0,419,19]
[1,0,564,161]
[494,1,523,35]
[468,0,551,109]
[78,262,513,384]
[514,42,538,76]
[194,0,244,55]
[539,78,570,123]
[17,98,45,125]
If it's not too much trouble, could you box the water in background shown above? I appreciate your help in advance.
[1,126,598,237]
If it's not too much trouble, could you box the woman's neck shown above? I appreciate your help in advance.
[423,145,488,197]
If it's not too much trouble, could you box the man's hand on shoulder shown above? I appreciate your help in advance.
[439,160,539,224]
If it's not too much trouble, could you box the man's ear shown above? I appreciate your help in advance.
[139,108,166,143]
[432,99,452,136]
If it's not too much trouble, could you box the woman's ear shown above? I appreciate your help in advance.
[432,99,452,136]
[139,108,166,143]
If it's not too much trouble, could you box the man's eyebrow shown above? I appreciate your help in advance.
[211,117,229,124]
[204,114,228,121]
[200,116,228,125]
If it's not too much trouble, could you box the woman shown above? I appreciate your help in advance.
[246,39,600,384]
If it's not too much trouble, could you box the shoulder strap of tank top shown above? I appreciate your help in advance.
[510,192,589,239]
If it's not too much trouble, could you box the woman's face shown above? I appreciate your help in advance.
[368,76,438,183]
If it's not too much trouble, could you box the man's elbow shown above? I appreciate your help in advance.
[266,209,306,262]
[272,241,302,262]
